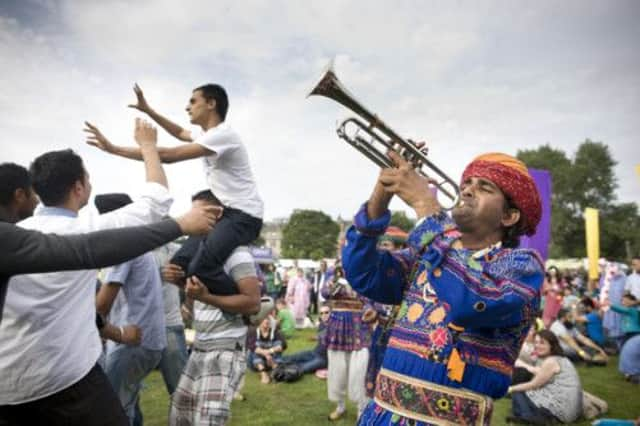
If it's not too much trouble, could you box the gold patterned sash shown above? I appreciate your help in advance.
[329,299,364,312]
[374,368,493,426]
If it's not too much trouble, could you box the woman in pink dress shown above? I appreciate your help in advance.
[286,268,311,328]
[542,266,565,327]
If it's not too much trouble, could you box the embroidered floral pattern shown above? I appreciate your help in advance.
[429,328,449,349]
[375,370,492,425]
[406,303,424,323]
[428,307,446,324]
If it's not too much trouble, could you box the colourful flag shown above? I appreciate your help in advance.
[585,208,600,280]
[519,169,552,261]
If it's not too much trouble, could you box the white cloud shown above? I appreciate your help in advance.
[1,0,638,222]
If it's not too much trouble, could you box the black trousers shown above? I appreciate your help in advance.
[172,207,262,295]
[0,364,127,426]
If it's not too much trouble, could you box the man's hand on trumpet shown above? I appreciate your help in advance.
[379,151,441,220]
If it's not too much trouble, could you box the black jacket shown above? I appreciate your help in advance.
[0,219,182,322]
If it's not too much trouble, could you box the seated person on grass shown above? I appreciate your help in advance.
[277,304,330,375]
[575,296,606,348]
[550,307,608,365]
[507,330,582,425]
[247,316,286,384]
[275,298,295,339]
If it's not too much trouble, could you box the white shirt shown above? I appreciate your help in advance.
[625,272,640,299]
[195,122,264,219]
[550,319,582,355]
[0,182,172,404]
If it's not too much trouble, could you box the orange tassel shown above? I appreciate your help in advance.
[447,348,465,382]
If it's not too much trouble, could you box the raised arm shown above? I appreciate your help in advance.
[85,121,211,164]
[128,83,193,142]
[342,204,413,305]
[134,118,167,187]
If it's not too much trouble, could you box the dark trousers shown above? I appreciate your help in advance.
[280,350,327,374]
[309,289,319,314]
[511,391,558,425]
[172,207,262,295]
[0,364,127,426]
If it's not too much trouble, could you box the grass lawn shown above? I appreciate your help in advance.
[141,328,639,425]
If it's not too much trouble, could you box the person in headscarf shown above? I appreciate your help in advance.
[343,152,544,425]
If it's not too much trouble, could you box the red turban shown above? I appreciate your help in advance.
[461,153,541,236]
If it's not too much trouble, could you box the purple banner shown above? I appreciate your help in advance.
[519,168,552,261]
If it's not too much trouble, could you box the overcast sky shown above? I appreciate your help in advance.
[1,0,638,221]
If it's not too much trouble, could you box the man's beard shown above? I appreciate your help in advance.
[563,320,575,330]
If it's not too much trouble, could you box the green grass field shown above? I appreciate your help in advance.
[140,328,639,425]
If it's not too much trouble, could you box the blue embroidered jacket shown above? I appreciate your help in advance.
[342,203,544,399]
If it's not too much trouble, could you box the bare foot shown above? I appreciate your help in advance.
[260,371,271,384]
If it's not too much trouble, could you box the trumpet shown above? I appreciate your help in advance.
[308,62,461,210]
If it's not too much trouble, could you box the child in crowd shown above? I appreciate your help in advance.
[611,294,640,345]
[276,298,296,339]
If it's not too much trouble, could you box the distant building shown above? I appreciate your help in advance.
[260,216,352,259]
[261,218,287,258]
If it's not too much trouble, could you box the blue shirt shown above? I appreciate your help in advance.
[584,311,605,345]
[105,253,166,351]
[342,204,544,398]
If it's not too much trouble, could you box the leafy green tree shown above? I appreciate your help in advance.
[390,211,415,232]
[518,140,637,261]
[281,210,340,259]
[569,141,618,210]
[601,203,640,260]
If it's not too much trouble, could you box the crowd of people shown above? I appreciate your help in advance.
[0,77,638,426]
[253,250,639,425]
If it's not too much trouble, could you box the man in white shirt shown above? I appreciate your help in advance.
[0,120,172,426]
[85,83,263,297]
[625,256,640,300]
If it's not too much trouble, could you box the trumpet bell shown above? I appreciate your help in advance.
[308,61,461,210]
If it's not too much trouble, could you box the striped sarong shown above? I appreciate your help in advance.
[170,349,246,425]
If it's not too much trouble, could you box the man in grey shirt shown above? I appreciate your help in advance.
[165,190,261,425]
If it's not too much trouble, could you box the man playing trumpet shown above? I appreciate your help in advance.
[342,151,544,425]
